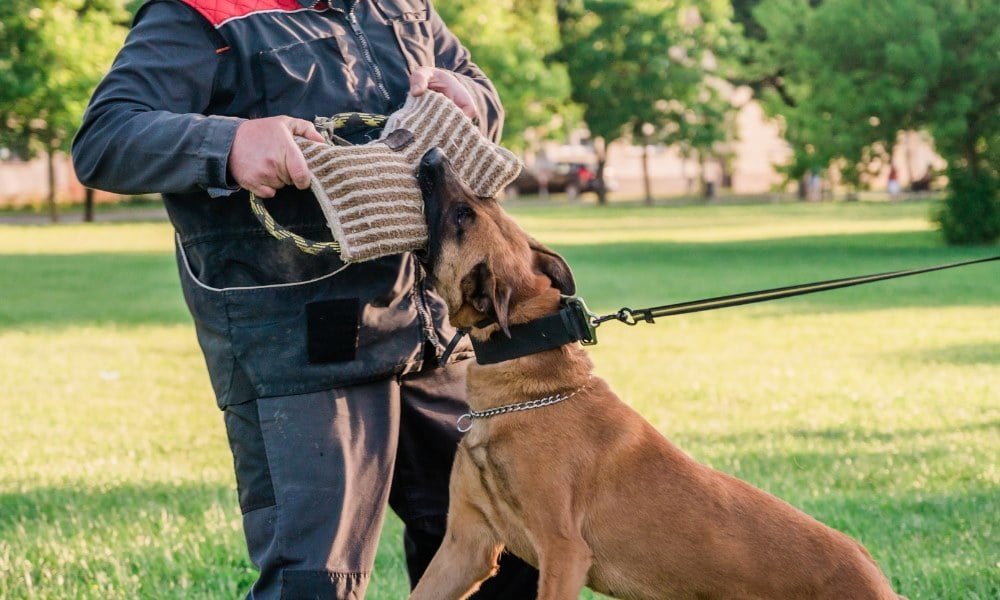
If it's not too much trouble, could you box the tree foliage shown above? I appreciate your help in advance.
[749,0,1000,243]
[0,0,127,218]
[556,0,738,202]
[0,0,126,158]
[435,0,576,151]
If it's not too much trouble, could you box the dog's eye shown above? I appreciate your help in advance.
[454,204,475,227]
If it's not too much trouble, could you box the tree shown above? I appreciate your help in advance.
[657,82,738,200]
[556,0,737,204]
[435,0,577,153]
[749,0,1000,242]
[0,0,126,221]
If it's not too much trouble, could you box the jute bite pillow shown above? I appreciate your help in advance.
[254,90,522,263]
[297,133,428,263]
[378,90,523,198]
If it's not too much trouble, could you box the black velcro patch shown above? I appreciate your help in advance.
[306,299,360,364]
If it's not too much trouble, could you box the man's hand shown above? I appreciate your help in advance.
[409,66,478,120]
[228,116,326,198]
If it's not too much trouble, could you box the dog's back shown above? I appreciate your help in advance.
[552,384,898,599]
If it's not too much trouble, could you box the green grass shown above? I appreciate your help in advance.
[1,201,997,599]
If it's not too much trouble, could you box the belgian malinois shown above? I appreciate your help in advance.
[411,148,902,600]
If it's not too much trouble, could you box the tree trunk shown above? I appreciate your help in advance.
[697,151,710,200]
[642,141,653,206]
[84,188,95,222]
[595,138,609,206]
[682,151,693,195]
[47,150,59,223]
[904,132,916,189]
[964,135,980,178]
[720,157,732,190]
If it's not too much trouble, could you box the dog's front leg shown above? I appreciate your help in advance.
[410,454,504,600]
[409,511,503,600]
[534,531,593,600]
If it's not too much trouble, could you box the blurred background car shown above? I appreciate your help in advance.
[507,162,615,199]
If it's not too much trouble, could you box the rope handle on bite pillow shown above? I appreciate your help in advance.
[247,112,389,257]
[248,191,341,256]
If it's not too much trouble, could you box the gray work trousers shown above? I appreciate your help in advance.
[223,360,538,599]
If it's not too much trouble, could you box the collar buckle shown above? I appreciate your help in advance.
[562,295,599,346]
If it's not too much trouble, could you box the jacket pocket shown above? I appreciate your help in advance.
[178,238,424,404]
[223,259,424,398]
[257,35,365,120]
[379,0,435,70]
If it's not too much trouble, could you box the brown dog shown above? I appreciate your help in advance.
[411,149,902,600]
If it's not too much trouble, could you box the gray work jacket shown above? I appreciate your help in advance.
[72,0,501,407]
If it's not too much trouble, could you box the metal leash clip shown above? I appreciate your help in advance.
[562,295,599,346]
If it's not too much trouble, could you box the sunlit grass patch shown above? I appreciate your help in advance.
[1,201,997,599]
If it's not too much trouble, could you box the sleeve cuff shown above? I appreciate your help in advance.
[198,115,245,192]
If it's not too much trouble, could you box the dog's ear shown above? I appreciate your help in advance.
[528,237,576,296]
[462,262,513,337]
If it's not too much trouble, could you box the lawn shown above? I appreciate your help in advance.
[1,201,997,599]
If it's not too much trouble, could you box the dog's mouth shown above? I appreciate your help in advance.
[418,148,448,268]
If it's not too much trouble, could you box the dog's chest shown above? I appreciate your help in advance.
[457,440,538,561]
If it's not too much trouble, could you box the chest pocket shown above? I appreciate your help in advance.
[257,34,366,120]
[377,0,435,71]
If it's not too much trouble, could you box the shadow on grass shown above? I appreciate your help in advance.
[892,342,1000,366]
[656,428,999,597]
[0,481,257,598]
[0,481,235,538]
[675,419,1000,448]
[1,230,996,330]
[794,489,999,599]
[0,252,190,330]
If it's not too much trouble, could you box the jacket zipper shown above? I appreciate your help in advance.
[347,5,392,105]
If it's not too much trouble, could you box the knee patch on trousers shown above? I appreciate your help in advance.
[224,398,276,514]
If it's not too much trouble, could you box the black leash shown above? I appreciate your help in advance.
[592,255,1000,328]
[461,255,998,364]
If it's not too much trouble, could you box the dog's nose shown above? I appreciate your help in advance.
[419,148,447,186]
[421,147,447,170]
[418,148,447,198]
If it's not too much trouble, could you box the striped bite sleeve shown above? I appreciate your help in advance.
[299,138,428,263]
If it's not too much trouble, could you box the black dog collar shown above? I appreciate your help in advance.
[462,296,597,365]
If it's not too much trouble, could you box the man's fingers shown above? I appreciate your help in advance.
[286,143,313,190]
[425,70,478,119]
[447,91,477,119]
[275,168,293,187]
[410,67,479,118]
[280,119,315,189]
[250,183,277,199]
[230,116,324,197]
[287,118,325,143]
[409,67,433,96]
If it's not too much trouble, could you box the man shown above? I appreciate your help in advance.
[72,0,539,598]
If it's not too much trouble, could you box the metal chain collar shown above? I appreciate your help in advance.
[456,377,593,432]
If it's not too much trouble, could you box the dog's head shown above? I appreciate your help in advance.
[419,149,575,337]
